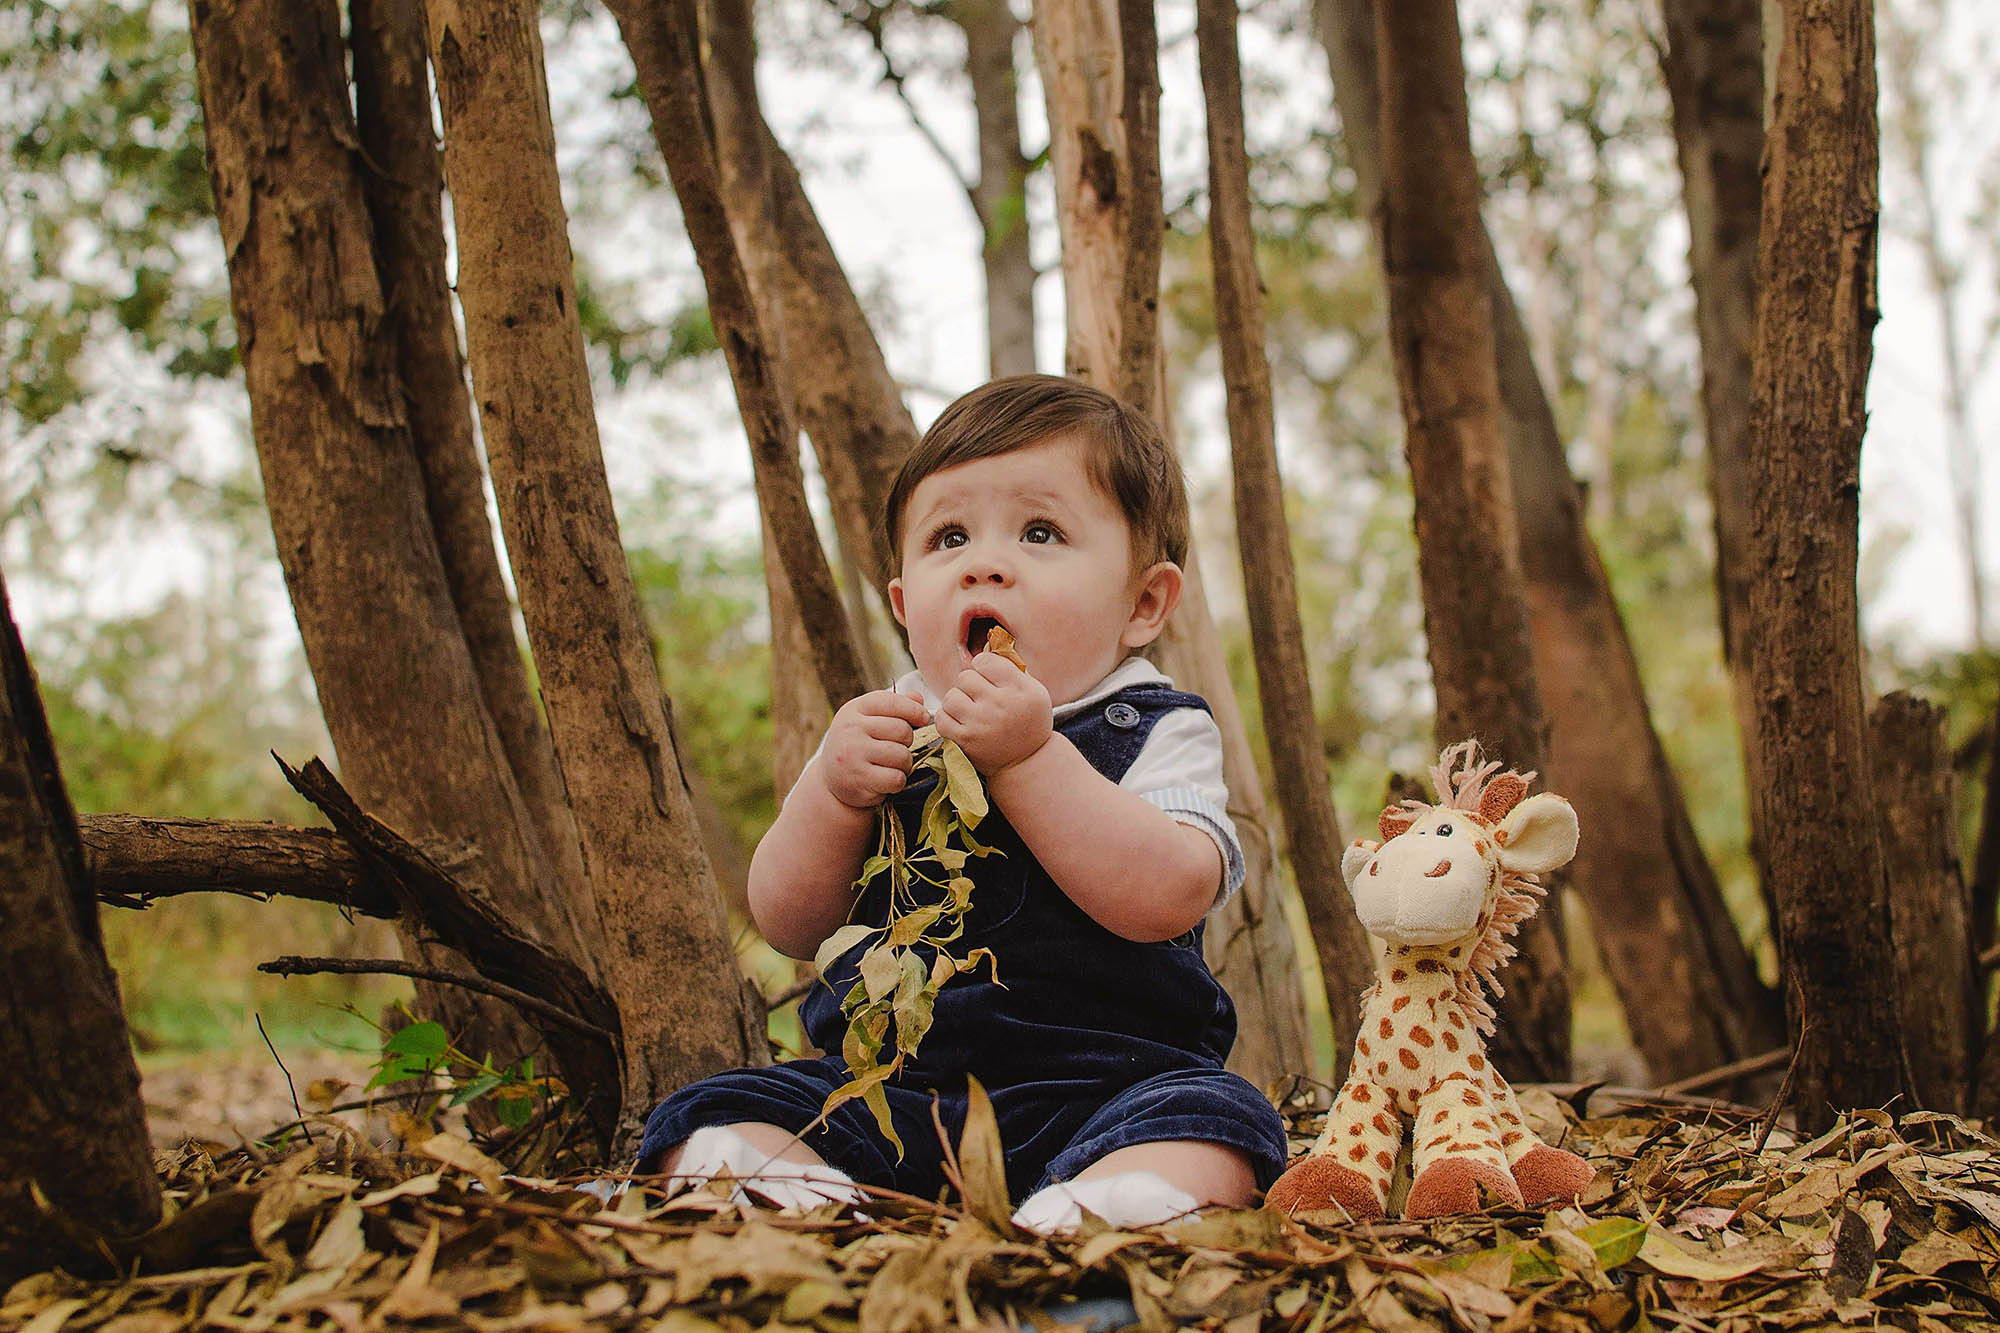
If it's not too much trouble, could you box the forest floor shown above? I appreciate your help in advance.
[10,1055,2000,1332]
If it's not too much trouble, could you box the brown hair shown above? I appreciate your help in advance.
[883,374,1190,571]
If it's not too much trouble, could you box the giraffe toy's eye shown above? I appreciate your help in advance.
[1436,822,1454,837]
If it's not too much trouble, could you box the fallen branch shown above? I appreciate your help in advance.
[275,755,623,1146]
[82,814,397,917]
[258,955,613,1042]
[1659,1044,1791,1096]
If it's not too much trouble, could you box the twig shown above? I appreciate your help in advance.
[1754,1019,1812,1155]
[1978,941,1999,970]
[1660,1045,1792,1096]
[256,1012,312,1145]
[258,955,615,1042]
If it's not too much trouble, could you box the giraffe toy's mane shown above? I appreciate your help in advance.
[1386,741,1546,1037]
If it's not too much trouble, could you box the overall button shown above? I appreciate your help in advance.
[1104,701,1141,729]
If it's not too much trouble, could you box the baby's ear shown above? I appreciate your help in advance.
[887,576,908,629]
[1120,561,1184,648]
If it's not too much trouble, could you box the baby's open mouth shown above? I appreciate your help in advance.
[964,614,1005,656]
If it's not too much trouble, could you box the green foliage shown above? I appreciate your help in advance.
[361,1010,566,1133]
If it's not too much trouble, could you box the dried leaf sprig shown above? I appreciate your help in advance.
[815,629,1026,1153]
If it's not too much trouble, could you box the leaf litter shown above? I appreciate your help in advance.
[10,1088,2000,1331]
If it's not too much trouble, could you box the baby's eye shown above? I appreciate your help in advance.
[927,523,968,551]
[1022,521,1061,544]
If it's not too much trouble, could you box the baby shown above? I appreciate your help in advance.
[635,375,1286,1232]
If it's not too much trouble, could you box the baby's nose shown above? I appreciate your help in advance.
[961,563,1010,586]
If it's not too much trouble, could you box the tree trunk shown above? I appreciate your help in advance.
[1974,691,2000,955]
[1746,0,1905,1129]
[1868,692,1978,1113]
[190,0,569,1075]
[1659,0,1776,936]
[0,571,161,1283]
[953,0,1038,378]
[762,125,916,603]
[1032,0,1323,1086]
[1316,0,1778,1080]
[603,0,869,711]
[348,0,597,952]
[1195,0,1375,1082]
[1371,0,1570,1080]
[700,0,834,796]
[425,0,763,1148]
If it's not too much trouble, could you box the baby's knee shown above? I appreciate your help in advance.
[647,1123,863,1212]
[1075,1138,1258,1207]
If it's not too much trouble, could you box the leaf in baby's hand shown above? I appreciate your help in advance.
[860,944,902,1003]
[815,923,877,977]
[893,955,937,1056]
[949,876,975,911]
[886,903,947,948]
[940,741,987,825]
[911,724,940,751]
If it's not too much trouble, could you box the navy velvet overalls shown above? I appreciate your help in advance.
[636,683,1289,1202]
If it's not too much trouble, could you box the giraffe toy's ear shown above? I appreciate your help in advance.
[1341,839,1378,890]
[1494,793,1579,876]
[1379,803,1423,841]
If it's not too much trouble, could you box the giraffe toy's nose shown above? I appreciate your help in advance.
[1424,859,1451,878]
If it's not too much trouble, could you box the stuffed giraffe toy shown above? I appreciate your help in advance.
[1265,742,1594,1220]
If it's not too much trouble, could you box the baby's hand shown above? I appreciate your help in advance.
[936,653,1053,775]
[819,689,929,809]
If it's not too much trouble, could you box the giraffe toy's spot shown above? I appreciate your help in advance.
[1398,1048,1420,1070]
[1442,1030,1459,1052]
[1410,1025,1434,1047]
[1392,994,1411,1013]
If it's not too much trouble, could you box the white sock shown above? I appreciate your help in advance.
[665,1125,865,1212]
[1010,1170,1199,1235]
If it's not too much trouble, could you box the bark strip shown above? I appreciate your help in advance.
[1194,0,1375,1067]
[0,570,161,1282]
[1371,0,1569,1078]
[1745,0,1905,1127]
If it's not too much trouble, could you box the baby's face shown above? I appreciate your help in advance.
[889,437,1152,705]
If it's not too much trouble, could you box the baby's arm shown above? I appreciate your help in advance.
[938,655,1221,943]
[990,739,1222,941]
[748,688,928,958]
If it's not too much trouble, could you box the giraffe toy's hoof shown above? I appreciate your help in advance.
[1512,1143,1594,1206]
[1404,1156,1524,1218]
[1263,1155,1385,1220]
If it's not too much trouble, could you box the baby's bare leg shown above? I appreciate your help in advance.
[1067,1139,1257,1209]
[652,1121,832,1177]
